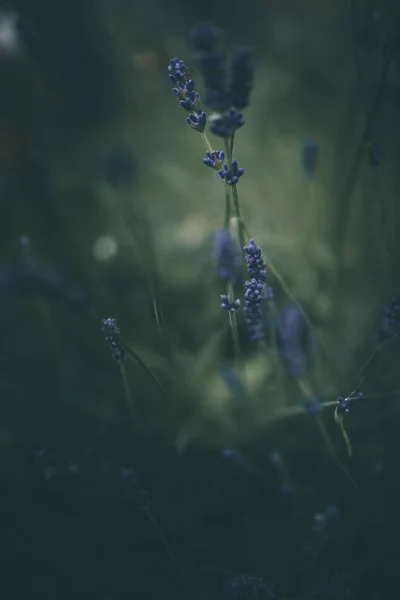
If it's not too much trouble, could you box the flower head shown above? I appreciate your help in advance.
[221,294,241,312]
[243,238,267,281]
[242,239,270,341]
[186,109,207,132]
[218,160,244,185]
[168,57,207,133]
[203,150,225,170]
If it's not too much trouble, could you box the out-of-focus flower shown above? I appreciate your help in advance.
[229,47,254,110]
[213,228,241,286]
[210,107,245,138]
[301,139,319,179]
[189,22,230,111]
[377,294,400,341]
[277,302,309,378]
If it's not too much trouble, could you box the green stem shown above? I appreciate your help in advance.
[224,135,246,251]
[223,186,231,229]
[120,362,135,416]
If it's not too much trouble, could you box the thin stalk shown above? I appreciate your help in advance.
[124,344,166,402]
[223,186,231,229]
[120,362,135,416]
[224,136,246,251]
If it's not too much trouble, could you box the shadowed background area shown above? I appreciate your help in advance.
[0,0,400,598]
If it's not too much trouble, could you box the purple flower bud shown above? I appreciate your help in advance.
[204,150,225,170]
[186,109,207,132]
[221,294,241,312]
[218,160,244,185]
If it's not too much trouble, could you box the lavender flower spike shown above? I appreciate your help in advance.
[243,239,267,281]
[168,57,207,133]
[102,317,125,363]
[243,238,270,341]
[221,294,241,312]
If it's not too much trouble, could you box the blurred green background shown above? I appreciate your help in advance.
[1,0,400,598]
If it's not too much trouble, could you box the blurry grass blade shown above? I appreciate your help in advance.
[124,344,166,402]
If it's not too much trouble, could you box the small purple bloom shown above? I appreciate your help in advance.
[335,390,363,418]
[337,396,350,414]
[168,57,189,85]
[203,150,225,170]
[218,160,244,185]
[221,294,241,312]
[186,109,207,132]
